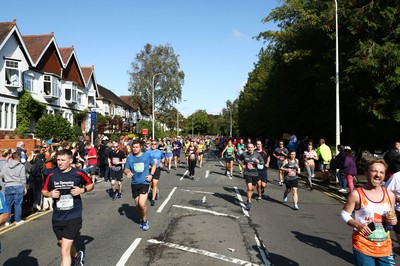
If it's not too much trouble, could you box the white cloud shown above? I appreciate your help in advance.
[232,29,249,40]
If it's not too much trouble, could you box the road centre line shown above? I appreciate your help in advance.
[147,239,259,266]
[172,204,239,219]
[180,170,189,181]
[180,189,215,195]
[254,234,271,266]
[157,187,177,213]
[234,186,249,217]
[116,238,142,266]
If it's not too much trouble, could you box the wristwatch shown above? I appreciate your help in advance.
[83,187,87,193]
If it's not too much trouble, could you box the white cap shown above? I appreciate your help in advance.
[344,146,351,150]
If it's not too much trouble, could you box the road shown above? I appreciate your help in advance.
[0,148,398,265]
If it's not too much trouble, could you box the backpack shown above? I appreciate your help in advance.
[30,154,45,179]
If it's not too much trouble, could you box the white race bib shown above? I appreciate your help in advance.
[57,194,73,210]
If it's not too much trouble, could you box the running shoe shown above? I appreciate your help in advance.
[150,199,155,206]
[279,181,283,186]
[283,195,288,202]
[74,250,85,266]
[142,220,149,231]
[117,192,122,199]
[15,220,25,226]
[155,190,159,200]
[294,204,299,210]
[239,170,243,174]
[247,202,252,210]
[338,188,347,193]
[139,220,143,229]
[112,192,118,201]
[257,196,262,202]
[166,169,170,174]
[4,222,10,227]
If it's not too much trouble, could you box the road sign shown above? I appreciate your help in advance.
[142,128,148,135]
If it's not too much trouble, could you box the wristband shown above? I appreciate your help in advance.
[83,187,87,193]
[340,210,353,223]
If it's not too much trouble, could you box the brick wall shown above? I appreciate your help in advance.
[0,139,42,153]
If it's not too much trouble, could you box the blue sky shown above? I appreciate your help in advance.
[3,0,279,117]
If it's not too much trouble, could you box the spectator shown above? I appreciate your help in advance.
[1,151,27,226]
[385,141,400,176]
[98,140,110,182]
[341,146,357,192]
[334,145,346,191]
[85,142,98,183]
[28,146,46,211]
[0,192,9,252]
[0,149,12,199]
[16,141,27,165]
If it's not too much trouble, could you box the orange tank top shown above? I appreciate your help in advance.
[352,187,393,257]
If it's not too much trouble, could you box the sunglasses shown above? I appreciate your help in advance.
[113,146,119,148]
[151,143,157,145]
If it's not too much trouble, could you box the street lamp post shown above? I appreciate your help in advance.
[229,109,232,138]
[335,0,340,153]
[152,73,162,140]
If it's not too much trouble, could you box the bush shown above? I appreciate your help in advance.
[35,114,74,141]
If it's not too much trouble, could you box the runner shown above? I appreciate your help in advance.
[221,140,235,178]
[145,140,165,206]
[273,140,288,186]
[124,140,156,231]
[341,158,397,265]
[303,142,318,191]
[205,137,211,152]
[172,137,182,170]
[108,141,126,200]
[42,149,94,266]
[196,139,205,168]
[184,138,191,168]
[186,140,198,180]
[255,140,270,201]
[164,139,173,173]
[239,143,264,210]
[236,138,246,174]
[281,150,301,210]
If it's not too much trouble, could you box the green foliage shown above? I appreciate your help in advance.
[136,120,168,139]
[128,43,185,114]
[72,124,83,139]
[15,91,46,137]
[35,114,74,141]
[237,0,400,151]
[185,110,211,135]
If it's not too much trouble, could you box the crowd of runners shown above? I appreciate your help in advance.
[3,134,400,265]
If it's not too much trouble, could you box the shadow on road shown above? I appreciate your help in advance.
[118,203,140,225]
[3,249,38,266]
[74,232,94,253]
[292,231,353,264]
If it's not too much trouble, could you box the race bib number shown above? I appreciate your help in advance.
[112,157,120,164]
[57,194,73,210]
[133,163,145,172]
[247,162,255,169]
[190,153,196,160]
[288,169,297,177]
[367,223,389,242]
[279,156,285,161]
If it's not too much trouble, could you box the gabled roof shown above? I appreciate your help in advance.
[82,65,98,97]
[22,33,56,65]
[120,96,139,111]
[59,46,74,65]
[0,20,34,64]
[97,84,128,108]
[0,20,16,46]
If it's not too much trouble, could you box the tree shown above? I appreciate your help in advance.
[185,110,211,135]
[15,90,46,137]
[127,43,185,114]
[136,120,167,139]
[35,114,74,141]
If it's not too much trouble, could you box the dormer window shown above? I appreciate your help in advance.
[5,60,20,87]
[88,96,95,107]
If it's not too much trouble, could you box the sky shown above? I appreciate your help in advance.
[3,0,279,117]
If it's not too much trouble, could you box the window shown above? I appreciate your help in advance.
[24,75,34,92]
[5,60,20,87]
[65,84,77,103]
[77,92,83,104]
[88,96,95,107]
[43,75,60,97]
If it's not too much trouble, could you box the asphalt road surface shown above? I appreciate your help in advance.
[1,149,399,265]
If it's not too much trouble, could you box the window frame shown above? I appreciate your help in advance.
[5,60,20,87]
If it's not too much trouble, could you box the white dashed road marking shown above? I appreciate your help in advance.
[116,238,142,266]
[157,187,177,213]
[172,204,239,219]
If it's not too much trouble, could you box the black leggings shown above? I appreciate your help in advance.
[189,159,196,176]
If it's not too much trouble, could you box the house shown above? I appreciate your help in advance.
[0,20,143,138]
